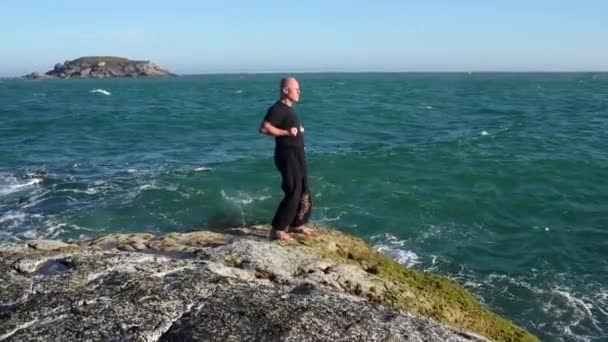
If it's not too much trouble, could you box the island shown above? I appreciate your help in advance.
[23,56,175,79]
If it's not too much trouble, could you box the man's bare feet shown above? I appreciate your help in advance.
[269,229,292,241]
[288,225,313,235]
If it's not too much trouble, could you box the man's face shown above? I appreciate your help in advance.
[284,80,301,102]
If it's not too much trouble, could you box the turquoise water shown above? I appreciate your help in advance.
[1,73,607,340]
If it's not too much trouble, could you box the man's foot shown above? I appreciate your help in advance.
[288,225,313,235]
[269,229,292,241]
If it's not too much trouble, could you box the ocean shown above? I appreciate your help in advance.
[1,73,606,341]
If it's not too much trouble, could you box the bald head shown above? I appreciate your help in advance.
[280,76,297,89]
[280,76,300,104]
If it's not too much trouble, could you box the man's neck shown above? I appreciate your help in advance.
[280,98,293,107]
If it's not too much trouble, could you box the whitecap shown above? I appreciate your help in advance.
[370,233,418,267]
[89,89,111,96]
[71,180,115,196]
[219,189,270,227]
[139,184,156,191]
[0,177,42,196]
[41,218,75,239]
[138,182,177,192]
[317,211,346,222]
[375,245,418,267]
[234,90,243,94]
[466,271,608,340]
[194,166,213,172]
[6,215,87,241]
[120,181,183,203]
[552,288,594,319]
[481,130,489,136]
[20,230,38,239]
[371,232,407,247]
[220,190,270,206]
[416,224,446,242]
[0,211,27,229]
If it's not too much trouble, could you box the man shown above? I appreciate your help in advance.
[259,77,312,240]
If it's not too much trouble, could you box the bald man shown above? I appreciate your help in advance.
[259,77,312,240]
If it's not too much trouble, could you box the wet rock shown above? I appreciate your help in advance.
[21,72,52,80]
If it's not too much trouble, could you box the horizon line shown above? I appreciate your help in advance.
[180,70,608,75]
[2,70,608,78]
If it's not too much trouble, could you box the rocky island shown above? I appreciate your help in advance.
[23,56,175,79]
[0,225,537,341]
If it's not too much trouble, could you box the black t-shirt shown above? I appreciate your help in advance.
[263,100,305,150]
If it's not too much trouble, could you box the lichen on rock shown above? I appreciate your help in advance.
[0,224,537,341]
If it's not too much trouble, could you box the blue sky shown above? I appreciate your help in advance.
[1,0,607,76]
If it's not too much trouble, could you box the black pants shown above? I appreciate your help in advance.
[272,147,312,230]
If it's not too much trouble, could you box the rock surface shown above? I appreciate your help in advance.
[0,225,536,341]
[23,56,175,79]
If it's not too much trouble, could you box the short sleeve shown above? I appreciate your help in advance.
[263,107,283,127]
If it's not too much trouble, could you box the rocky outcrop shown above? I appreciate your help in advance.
[20,72,53,80]
[23,56,175,79]
[0,225,537,341]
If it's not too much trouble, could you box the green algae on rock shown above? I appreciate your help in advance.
[291,226,538,342]
[0,224,536,341]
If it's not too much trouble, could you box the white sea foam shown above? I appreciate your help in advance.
[194,166,213,172]
[376,245,419,267]
[458,269,608,340]
[44,219,76,239]
[317,211,346,222]
[416,224,447,242]
[0,211,27,229]
[89,89,111,95]
[21,229,38,239]
[234,90,243,94]
[138,182,178,192]
[52,181,114,197]
[370,233,418,267]
[220,190,270,206]
[120,180,183,204]
[2,213,92,241]
[219,189,272,227]
[74,188,102,195]
[139,184,156,191]
[0,175,42,196]
[481,130,489,136]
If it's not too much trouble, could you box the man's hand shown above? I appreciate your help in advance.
[259,121,299,137]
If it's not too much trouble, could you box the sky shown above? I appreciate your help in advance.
[1,0,607,76]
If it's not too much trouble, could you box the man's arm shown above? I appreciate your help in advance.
[259,121,297,137]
